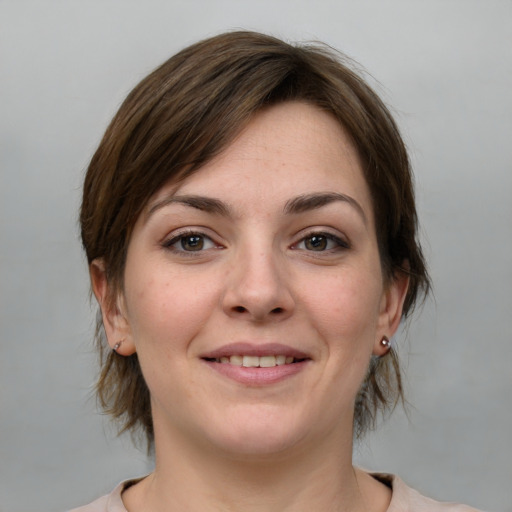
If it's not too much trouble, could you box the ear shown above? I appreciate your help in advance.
[373,269,410,356]
[90,259,136,356]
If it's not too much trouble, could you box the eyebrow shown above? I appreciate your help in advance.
[147,195,231,219]
[284,192,367,225]
[146,191,367,224]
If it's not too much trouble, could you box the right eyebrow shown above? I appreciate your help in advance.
[284,192,368,226]
[146,194,232,220]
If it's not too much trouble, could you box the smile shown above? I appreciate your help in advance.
[201,344,311,385]
[205,355,303,367]
[200,342,312,385]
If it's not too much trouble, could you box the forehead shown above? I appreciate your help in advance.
[152,102,372,212]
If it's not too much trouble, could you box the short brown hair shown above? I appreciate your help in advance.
[80,30,430,445]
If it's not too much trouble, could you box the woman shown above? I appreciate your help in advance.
[73,31,480,511]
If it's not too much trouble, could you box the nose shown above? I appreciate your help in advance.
[221,246,295,322]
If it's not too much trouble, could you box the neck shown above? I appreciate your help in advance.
[123,421,389,512]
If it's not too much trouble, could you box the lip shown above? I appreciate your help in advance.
[200,342,310,360]
[200,342,312,386]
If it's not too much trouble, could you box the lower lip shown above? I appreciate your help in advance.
[202,360,310,385]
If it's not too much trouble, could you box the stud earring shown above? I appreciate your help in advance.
[380,336,391,354]
[113,340,124,353]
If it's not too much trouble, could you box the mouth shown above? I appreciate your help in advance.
[200,343,311,385]
[202,355,307,367]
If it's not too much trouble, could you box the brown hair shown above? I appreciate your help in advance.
[80,30,430,445]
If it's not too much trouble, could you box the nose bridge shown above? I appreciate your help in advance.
[222,234,294,320]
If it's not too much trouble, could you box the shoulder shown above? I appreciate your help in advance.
[372,473,484,512]
[68,493,110,512]
[67,479,139,512]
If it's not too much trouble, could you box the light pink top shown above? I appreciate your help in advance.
[69,474,483,511]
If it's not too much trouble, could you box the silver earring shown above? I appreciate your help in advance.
[113,340,124,353]
[380,336,391,353]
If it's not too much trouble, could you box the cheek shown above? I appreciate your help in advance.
[123,261,220,353]
[305,269,383,341]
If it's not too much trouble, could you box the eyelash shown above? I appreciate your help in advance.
[292,231,350,253]
[162,229,349,256]
[162,230,220,255]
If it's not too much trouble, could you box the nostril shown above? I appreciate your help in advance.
[233,306,246,313]
[271,307,284,314]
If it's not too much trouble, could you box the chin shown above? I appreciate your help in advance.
[202,405,313,458]
[213,430,306,459]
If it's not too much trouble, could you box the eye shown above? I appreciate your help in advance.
[163,231,218,252]
[294,232,349,252]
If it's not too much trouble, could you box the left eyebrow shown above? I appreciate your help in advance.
[284,192,368,225]
[146,194,232,220]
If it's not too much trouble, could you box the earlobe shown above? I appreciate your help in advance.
[90,259,136,356]
[373,270,410,356]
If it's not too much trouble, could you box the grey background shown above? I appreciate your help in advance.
[1,1,511,511]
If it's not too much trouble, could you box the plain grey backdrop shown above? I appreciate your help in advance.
[1,1,511,511]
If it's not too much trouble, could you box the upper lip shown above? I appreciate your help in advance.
[200,342,311,360]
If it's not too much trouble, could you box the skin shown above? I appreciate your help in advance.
[91,101,409,511]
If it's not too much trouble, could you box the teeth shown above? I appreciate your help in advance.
[276,355,286,365]
[229,355,243,366]
[242,355,260,367]
[259,356,276,367]
[216,355,299,367]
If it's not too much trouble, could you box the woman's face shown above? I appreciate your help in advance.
[97,101,407,456]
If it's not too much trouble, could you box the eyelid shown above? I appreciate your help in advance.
[162,228,223,254]
[291,229,351,252]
